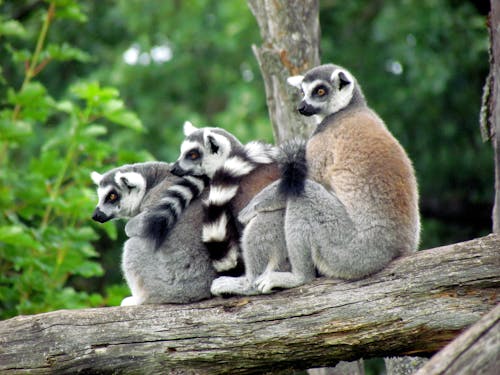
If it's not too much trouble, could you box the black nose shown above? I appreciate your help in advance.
[92,208,111,223]
[171,162,187,177]
[297,101,318,117]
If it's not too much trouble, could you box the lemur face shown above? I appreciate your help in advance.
[287,64,355,124]
[91,170,146,222]
[171,121,232,179]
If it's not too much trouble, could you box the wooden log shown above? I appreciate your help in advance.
[414,303,499,375]
[0,234,498,374]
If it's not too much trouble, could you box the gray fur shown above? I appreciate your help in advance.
[92,162,216,305]
[211,182,289,296]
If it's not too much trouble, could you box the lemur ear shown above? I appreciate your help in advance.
[115,171,144,190]
[91,171,103,185]
[331,69,352,90]
[183,121,198,136]
[206,135,220,154]
[287,75,304,89]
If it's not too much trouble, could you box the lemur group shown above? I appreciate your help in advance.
[91,64,420,306]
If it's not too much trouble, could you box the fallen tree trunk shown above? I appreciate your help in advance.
[0,234,498,374]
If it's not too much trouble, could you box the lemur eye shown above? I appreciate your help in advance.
[186,150,200,160]
[314,86,328,97]
[106,191,119,203]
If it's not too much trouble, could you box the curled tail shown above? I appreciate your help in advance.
[145,175,208,249]
[278,138,308,197]
[203,141,278,273]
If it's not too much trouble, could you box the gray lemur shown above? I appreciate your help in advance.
[91,161,216,305]
[213,64,420,295]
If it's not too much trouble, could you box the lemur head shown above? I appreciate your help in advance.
[91,167,146,222]
[171,121,243,178]
[287,64,365,124]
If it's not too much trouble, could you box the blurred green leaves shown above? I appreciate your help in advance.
[0,1,146,319]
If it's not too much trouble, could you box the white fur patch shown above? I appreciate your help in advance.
[168,184,194,201]
[120,296,139,306]
[212,245,239,272]
[202,214,228,242]
[180,140,202,155]
[96,185,113,206]
[91,171,103,185]
[208,185,239,205]
[115,171,145,189]
[183,121,198,136]
[223,156,254,177]
[329,68,355,113]
[287,75,304,88]
[244,142,278,164]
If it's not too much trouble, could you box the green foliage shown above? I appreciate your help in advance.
[0,1,148,319]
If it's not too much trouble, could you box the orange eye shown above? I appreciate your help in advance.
[106,192,119,203]
[188,151,200,160]
[317,88,326,96]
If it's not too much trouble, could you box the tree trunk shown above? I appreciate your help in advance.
[492,0,500,233]
[482,0,500,232]
[247,0,320,143]
[0,235,498,374]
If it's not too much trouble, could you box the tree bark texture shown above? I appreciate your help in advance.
[414,303,499,375]
[482,0,500,233]
[248,0,320,143]
[0,234,498,374]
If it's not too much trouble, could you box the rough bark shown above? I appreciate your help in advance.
[0,234,498,374]
[482,0,500,233]
[492,0,500,233]
[248,0,320,143]
[414,303,499,375]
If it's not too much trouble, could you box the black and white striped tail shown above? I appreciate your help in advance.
[145,175,208,249]
[203,141,278,273]
[278,138,308,197]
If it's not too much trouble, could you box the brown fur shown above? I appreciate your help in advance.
[231,162,281,213]
[307,107,420,253]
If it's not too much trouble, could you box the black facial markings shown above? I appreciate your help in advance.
[185,148,202,161]
[105,190,120,204]
[312,84,329,98]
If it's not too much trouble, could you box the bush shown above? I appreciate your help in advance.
[0,0,147,319]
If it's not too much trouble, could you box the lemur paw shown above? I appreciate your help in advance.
[255,273,278,294]
[120,296,139,306]
[211,277,239,296]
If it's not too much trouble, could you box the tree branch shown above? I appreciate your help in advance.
[0,234,498,374]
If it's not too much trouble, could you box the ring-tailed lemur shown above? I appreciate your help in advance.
[168,121,280,274]
[91,162,216,305]
[214,64,420,294]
